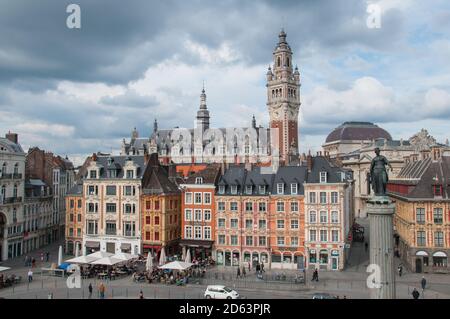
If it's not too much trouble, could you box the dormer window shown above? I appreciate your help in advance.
[195,177,203,184]
[108,169,117,178]
[89,170,97,179]
[218,185,225,194]
[231,185,238,195]
[291,183,298,195]
[277,183,284,195]
[320,172,327,183]
[259,185,266,194]
[433,185,443,197]
[126,170,134,179]
[245,185,252,195]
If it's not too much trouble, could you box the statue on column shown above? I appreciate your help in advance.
[370,147,393,196]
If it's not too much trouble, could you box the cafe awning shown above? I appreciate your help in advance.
[85,241,100,248]
[120,243,131,250]
[433,251,447,257]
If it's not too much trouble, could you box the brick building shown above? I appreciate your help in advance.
[141,154,182,258]
[388,147,450,273]
[180,165,221,261]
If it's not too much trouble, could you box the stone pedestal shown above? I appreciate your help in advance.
[367,197,396,299]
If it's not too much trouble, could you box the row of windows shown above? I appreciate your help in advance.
[308,191,339,204]
[416,230,446,247]
[185,192,212,205]
[86,185,138,197]
[85,220,136,236]
[69,199,82,209]
[216,218,299,230]
[308,211,340,224]
[308,229,340,242]
[0,162,20,175]
[89,169,136,179]
[184,226,211,240]
[69,213,82,223]
[86,202,137,214]
[185,209,211,222]
[416,208,446,224]
[68,228,82,237]
[217,201,299,213]
[145,199,179,210]
[215,234,300,247]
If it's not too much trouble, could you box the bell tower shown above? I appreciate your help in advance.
[267,29,301,164]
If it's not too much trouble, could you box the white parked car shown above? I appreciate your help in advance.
[204,285,240,299]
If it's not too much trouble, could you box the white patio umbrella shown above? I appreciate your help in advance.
[75,243,80,257]
[146,253,153,271]
[57,245,63,266]
[112,252,138,261]
[185,249,191,264]
[159,247,166,266]
[0,266,11,272]
[91,256,123,266]
[65,255,99,264]
[86,251,114,259]
[159,260,193,270]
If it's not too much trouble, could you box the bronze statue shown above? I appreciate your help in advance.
[370,147,393,196]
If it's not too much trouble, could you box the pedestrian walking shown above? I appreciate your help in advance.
[98,282,106,299]
[412,288,420,299]
[47,292,53,299]
[88,283,93,299]
[311,268,319,282]
[421,276,427,290]
[364,242,368,252]
[242,266,246,277]
[398,264,403,277]
[236,267,241,279]
[28,269,33,283]
[40,252,44,262]
[31,258,36,268]
[248,262,251,272]
[260,262,265,273]
[139,290,144,299]
[256,263,260,273]
[46,252,50,262]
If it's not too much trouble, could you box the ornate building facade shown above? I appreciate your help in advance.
[388,149,450,274]
[120,31,301,166]
[0,132,26,261]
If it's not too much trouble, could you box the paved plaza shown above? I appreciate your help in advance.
[1,218,450,299]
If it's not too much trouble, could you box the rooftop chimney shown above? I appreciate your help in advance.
[149,153,159,167]
[5,132,18,144]
[307,151,313,172]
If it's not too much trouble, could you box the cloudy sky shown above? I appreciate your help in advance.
[1,0,450,165]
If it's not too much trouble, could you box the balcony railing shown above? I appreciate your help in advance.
[1,196,23,204]
[0,173,22,180]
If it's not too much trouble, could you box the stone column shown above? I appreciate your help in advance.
[367,198,396,299]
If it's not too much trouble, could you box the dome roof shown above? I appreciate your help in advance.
[325,122,392,143]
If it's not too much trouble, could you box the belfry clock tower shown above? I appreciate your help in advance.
[266,29,301,164]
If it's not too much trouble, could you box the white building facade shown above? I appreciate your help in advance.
[82,155,144,255]
[0,133,26,261]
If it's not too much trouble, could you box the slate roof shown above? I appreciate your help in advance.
[325,122,392,143]
[0,137,24,153]
[67,183,83,196]
[183,165,221,185]
[91,155,146,179]
[389,155,450,200]
[141,163,180,195]
[217,156,352,196]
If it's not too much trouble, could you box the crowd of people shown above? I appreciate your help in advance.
[0,273,21,289]
[76,262,139,280]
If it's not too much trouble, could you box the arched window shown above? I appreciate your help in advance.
[13,185,18,198]
[1,163,6,175]
[1,185,6,202]
[277,57,281,67]
[287,57,290,67]
[14,163,19,175]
